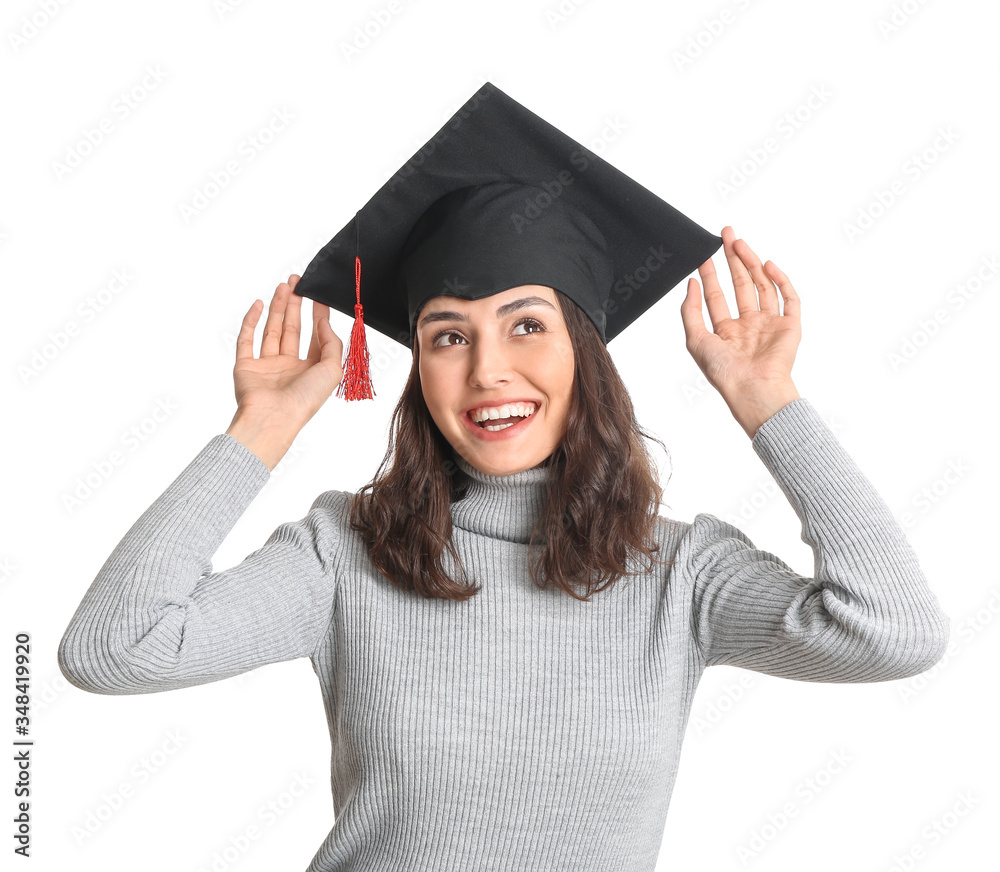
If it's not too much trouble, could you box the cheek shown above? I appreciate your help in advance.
[417,362,434,409]
[546,342,575,398]
[418,361,453,417]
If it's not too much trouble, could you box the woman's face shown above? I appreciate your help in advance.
[416,285,575,476]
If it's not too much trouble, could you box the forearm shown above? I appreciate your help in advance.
[749,398,949,675]
[58,435,272,693]
[689,398,950,681]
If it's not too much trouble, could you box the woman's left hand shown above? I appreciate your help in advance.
[680,226,802,438]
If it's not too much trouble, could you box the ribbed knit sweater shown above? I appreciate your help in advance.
[58,397,950,871]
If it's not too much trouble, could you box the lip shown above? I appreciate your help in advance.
[462,399,541,442]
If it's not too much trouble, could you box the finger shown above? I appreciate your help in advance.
[765,261,801,320]
[307,300,334,362]
[235,299,263,362]
[695,252,733,330]
[679,276,711,348]
[733,237,780,315]
[279,275,304,358]
[260,282,290,357]
[721,226,759,317]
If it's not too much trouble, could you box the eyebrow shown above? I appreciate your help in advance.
[418,295,557,331]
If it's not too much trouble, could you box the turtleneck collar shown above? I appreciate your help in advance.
[449,449,551,544]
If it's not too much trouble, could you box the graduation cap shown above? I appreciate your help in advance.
[292,81,722,400]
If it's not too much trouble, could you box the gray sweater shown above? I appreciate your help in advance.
[58,397,950,871]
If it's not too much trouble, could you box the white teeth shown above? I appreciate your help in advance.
[471,402,538,423]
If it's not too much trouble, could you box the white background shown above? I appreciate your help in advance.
[3,0,997,869]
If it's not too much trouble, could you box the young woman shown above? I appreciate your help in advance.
[58,83,950,871]
[58,229,950,870]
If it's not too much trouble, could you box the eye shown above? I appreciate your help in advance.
[430,329,468,348]
[512,317,545,336]
[430,317,546,348]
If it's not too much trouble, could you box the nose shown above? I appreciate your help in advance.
[467,332,514,388]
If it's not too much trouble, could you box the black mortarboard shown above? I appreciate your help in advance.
[292,81,722,400]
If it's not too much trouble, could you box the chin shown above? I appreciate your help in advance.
[460,444,552,477]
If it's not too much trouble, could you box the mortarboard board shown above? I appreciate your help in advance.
[292,81,722,400]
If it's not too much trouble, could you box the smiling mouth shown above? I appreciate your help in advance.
[469,402,539,431]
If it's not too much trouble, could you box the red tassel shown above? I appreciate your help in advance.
[336,256,375,400]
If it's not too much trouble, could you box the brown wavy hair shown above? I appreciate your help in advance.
[348,289,674,601]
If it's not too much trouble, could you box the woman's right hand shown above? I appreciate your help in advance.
[225,275,343,468]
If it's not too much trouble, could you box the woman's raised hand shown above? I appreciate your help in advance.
[680,226,802,439]
[225,275,343,469]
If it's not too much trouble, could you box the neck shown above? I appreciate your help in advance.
[449,449,551,544]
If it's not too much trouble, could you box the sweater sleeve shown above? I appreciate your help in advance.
[678,398,950,682]
[58,434,341,695]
